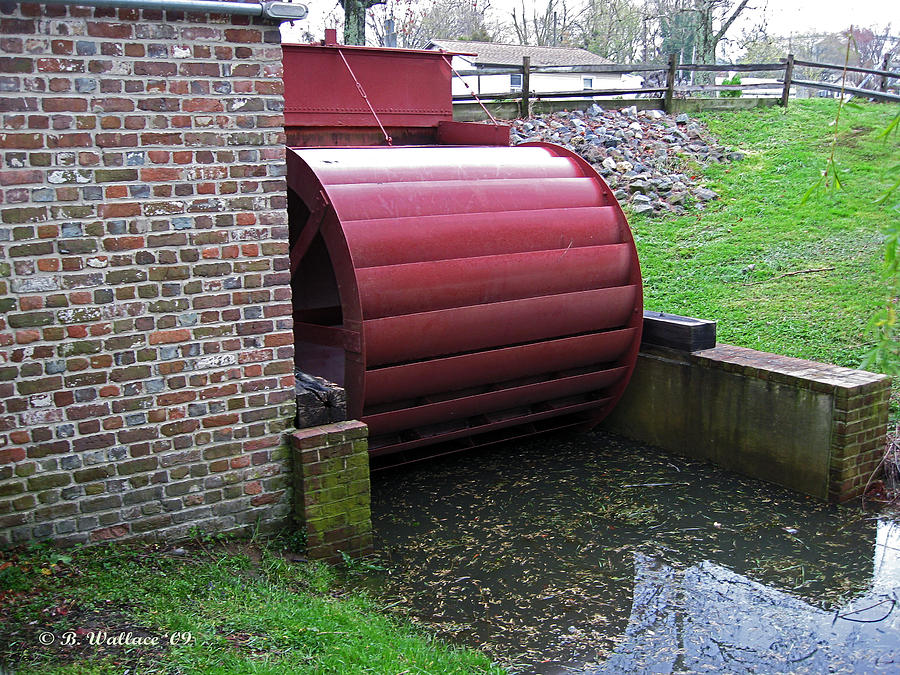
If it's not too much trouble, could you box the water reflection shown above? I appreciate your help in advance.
[875,520,900,593]
[362,431,898,674]
[600,553,899,674]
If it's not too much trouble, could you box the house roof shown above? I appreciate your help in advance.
[427,40,613,67]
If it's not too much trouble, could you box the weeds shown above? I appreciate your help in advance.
[864,426,900,507]
[340,550,387,573]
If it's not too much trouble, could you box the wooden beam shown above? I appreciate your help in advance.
[679,62,786,72]
[664,53,678,113]
[792,59,900,79]
[520,56,531,118]
[295,373,347,429]
[678,82,784,92]
[781,53,794,107]
[530,63,666,74]
[789,78,900,103]
[452,59,897,79]
[452,87,667,102]
[642,311,716,352]
[453,63,667,76]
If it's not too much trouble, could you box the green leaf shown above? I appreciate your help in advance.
[875,174,900,204]
[879,112,900,139]
[832,166,843,190]
[800,176,824,204]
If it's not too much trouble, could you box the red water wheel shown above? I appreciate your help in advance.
[287,143,643,460]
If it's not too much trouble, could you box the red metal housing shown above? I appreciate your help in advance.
[288,144,643,457]
[283,37,509,148]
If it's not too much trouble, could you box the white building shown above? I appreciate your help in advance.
[427,40,643,97]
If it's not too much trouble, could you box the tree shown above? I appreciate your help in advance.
[576,0,644,62]
[737,33,782,62]
[847,26,892,68]
[738,26,896,90]
[844,26,894,87]
[369,0,501,48]
[735,32,784,77]
[510,0,583,46]
[640,0,752,67]
[691,0,751,65]
[342,0,386,45]
[658,3,699,63]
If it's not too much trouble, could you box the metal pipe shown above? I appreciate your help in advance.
[37,0,307,21]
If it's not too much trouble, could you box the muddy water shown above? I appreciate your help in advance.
[357,431,900,674]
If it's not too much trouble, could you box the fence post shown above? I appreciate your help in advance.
[664,53,678,113]
[881,54,890,94]
[781,53,794,107]
[520,56,531,118]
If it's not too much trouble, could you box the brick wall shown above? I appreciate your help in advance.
[290,421,372,563]
[0,3,296,547]
[602,344,892,503]
[828,377,892,502]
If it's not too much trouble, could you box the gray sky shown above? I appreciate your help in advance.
[757,0,897,35]
[284,0,899,47]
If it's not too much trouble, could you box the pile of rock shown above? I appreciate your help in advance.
[511,105,744,215]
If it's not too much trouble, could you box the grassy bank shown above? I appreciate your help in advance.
[0,539,502,674]
[632,99,898,413]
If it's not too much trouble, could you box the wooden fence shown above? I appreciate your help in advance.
[451,53,900,116]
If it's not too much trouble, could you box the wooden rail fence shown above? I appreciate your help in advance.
[451,53,900,116]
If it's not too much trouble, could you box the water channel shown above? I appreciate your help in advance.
[355,430,900,674]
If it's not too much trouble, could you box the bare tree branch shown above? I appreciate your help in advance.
[714,0,750,44]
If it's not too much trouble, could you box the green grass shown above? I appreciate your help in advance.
[630,99,899,411]
[0,539,503,674]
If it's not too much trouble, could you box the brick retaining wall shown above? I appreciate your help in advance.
[0,3,295,547]
[601,344,891,502]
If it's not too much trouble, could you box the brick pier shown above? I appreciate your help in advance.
[290,421,373,563]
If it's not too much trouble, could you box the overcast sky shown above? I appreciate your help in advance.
[742,0,897,36]
[284,0,899,47]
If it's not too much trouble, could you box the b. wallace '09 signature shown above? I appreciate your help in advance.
[38,630,194,647]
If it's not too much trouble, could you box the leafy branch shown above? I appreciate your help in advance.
[862,90,900,375]
[800,27,899,375]
[801,29,856,203]
[861,215,900,375]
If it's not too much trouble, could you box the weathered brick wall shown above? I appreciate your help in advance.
[828,378,891,502]
[602,343,891,503]
[0,3,296,547]
[291,421,372,563]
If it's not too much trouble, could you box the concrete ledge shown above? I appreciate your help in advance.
[290,421,373,563]
[601,344,891,502]
[669,97,780,113]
